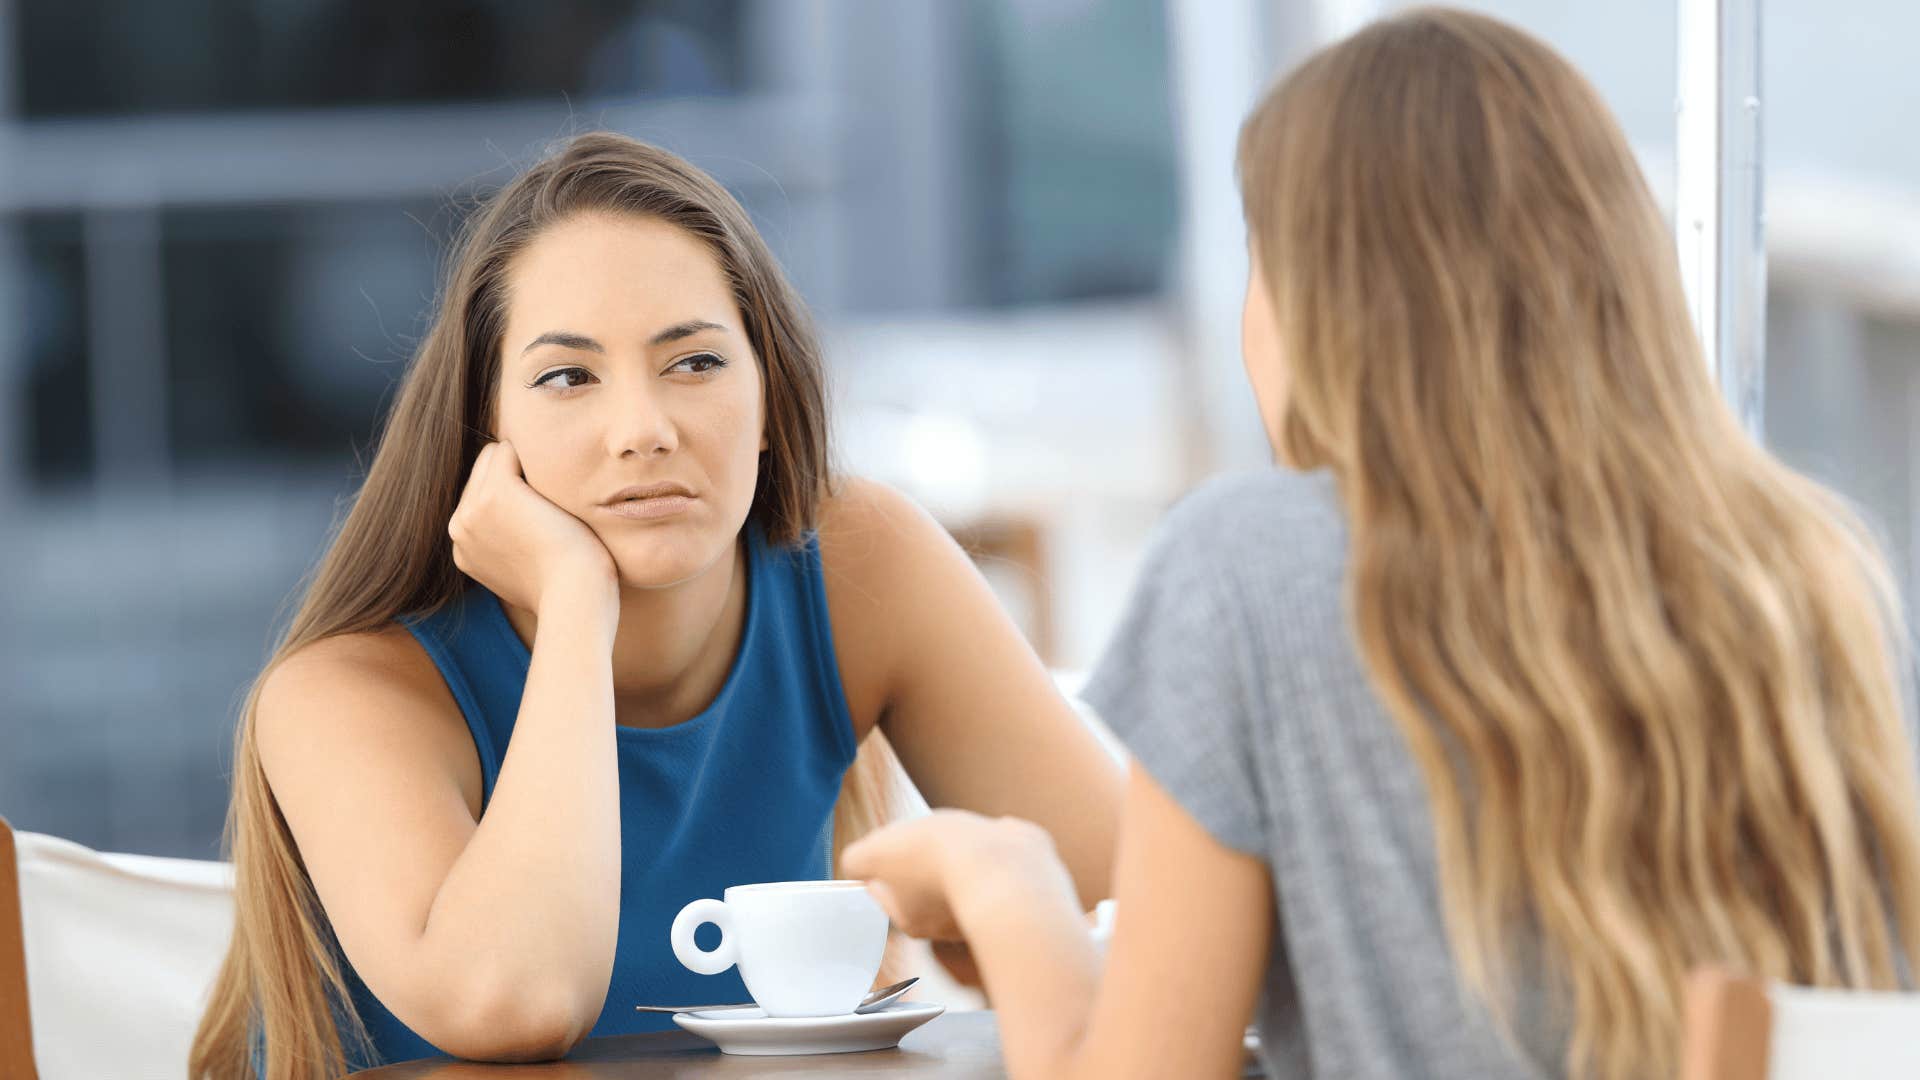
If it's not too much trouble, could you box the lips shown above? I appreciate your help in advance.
[602,495,694,521]
[601,482,695,506]
[599,482,697,522]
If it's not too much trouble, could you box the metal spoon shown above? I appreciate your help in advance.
[634,976,919,1016]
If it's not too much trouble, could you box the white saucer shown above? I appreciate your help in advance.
[672,1000,946,1056]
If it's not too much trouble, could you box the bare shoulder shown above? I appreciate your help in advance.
[256,622,482,817]
[813,477,963,732]
[814,476,962,609]
[816,475,941,557]
[258,624,453,731]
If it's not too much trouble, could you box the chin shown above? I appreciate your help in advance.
[604,528,728,590]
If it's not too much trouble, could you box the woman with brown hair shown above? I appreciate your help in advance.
[848,9,1920,1079]
[188,132,1123,1077]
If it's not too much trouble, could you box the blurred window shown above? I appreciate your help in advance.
[21,213,92,483]
[969,0,1179,305]
[160,201,446,471]
[17,0,753,117]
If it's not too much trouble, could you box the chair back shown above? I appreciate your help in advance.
[1681,967,1920,1080]
[0,816,234,1079]
[2,817,38,1080]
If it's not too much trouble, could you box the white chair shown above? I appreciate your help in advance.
[1680,967,1920,1080]
[0,815,234,1080]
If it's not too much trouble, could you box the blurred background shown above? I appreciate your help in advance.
[1,0,1916,859]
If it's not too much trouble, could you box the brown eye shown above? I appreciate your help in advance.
[531,366,595,389]
[668,353,728,375]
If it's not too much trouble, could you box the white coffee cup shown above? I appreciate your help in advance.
[669,880,889,1017]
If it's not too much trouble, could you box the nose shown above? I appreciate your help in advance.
[605,379,678,459]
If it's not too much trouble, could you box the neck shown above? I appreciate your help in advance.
[502,537,750,729]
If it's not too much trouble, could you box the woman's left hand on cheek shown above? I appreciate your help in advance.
[843,809,1038,942]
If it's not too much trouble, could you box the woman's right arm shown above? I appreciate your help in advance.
[256,441,622,1061]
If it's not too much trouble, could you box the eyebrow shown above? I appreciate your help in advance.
[649,319,729,346]
[521,330,603,355]
[519,320,730,356]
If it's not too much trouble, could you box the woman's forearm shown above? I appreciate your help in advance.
[417,583,622,1036]
[949,821,1103,1079]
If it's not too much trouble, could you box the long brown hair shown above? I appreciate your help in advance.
[190,132,910,1079]
[1239,10,1920,1078]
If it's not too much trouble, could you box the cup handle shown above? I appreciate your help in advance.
[670,897,738,976]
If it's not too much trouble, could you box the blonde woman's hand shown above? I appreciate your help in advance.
[842,809,1064,944]
[923,902,1109,991]
[448,440,618,620]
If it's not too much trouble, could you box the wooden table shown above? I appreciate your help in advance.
[351,1011,1008,1078]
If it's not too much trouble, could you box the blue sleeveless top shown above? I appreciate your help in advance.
[341,526,860,1068]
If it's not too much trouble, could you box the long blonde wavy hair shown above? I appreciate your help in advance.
[1239,9,1920,1078]
[189,133,911,1079]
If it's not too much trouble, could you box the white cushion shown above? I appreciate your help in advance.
[1768,981,1920,1080]
[15,831,234,1080]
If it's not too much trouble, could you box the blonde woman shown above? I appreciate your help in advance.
[846,9,1920,1079]
[188,133,1122,1078]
